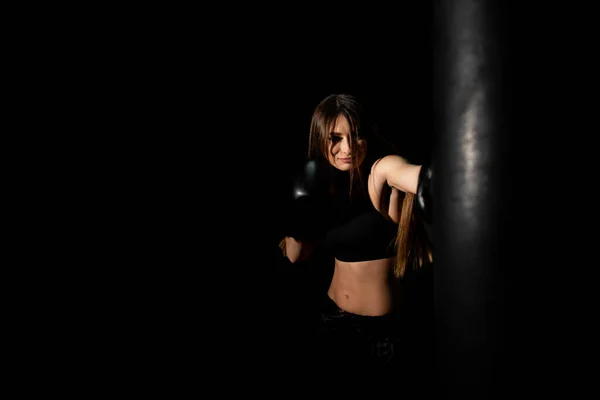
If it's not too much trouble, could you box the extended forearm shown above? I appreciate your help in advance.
[377,155,421,194]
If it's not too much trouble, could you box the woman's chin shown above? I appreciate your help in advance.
[334,163,353,171]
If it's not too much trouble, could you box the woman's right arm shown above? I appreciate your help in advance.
[281,158,336,263]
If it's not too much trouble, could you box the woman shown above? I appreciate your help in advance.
[279,93,433,370]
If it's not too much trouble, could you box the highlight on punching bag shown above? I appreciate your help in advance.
[432,0,509,395]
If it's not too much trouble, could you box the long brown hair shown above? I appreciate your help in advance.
[394,191,433,278]
[281,94,432,278]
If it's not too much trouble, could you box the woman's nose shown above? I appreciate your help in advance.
[340,140,351,154]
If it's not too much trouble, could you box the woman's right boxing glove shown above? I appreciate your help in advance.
[286,158,337,241]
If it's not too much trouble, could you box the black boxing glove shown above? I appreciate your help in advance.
[286,158,337,241]
[416,161,433,225]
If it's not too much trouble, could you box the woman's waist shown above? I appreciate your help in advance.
[327,287,397,315]
[329,258,399,315]
[328,284,400,317]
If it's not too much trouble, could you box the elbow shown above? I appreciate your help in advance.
[284,236,302,264]
[284,236,314,264]
[286,254,301,264]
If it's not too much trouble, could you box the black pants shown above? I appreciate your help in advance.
[312,295,406,370]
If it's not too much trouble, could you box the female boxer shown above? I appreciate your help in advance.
[279,93,433,370]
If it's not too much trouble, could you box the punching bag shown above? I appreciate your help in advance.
[433,0,509,395]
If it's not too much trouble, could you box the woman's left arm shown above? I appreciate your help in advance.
[370,155,422,195]
[368,155,422,223]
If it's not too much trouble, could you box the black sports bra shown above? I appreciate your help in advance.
[324,194,398,262]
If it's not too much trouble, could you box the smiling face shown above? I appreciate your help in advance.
[326,114,367,171]
[307,94,369,172]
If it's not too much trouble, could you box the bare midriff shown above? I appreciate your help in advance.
[327,257,402,316]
